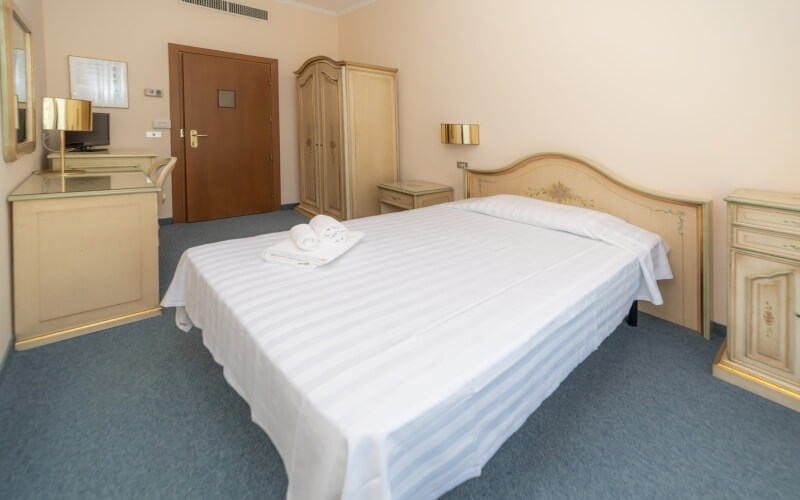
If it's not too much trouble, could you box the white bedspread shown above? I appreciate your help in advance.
[161,197,671,499]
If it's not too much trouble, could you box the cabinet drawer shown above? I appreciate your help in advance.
[732,227,800,261]
[417,191,454,208]
[732,204,800,234]
[378,188,413,209]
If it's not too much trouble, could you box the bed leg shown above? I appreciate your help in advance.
[626,301,638,327]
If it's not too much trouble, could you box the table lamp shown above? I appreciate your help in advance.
[41,97,93,176]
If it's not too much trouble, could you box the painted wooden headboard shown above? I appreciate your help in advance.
[464,153,712,338]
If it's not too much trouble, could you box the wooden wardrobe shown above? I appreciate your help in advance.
[294,56,399,220]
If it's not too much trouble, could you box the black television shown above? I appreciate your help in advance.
[64,112,110,151]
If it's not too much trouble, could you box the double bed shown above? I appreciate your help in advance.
[161,153,710,499]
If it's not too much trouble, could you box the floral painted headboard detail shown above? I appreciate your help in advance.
[526,181,595,208]
[464,152,712,339]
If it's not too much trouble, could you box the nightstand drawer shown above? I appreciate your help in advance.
[378,188,414,209]
[732,227,800,261]
[732,205,800,234]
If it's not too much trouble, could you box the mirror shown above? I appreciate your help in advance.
[1,1,35,162]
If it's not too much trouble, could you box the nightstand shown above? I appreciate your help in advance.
[377,180,454,214]
[712,189,800,412]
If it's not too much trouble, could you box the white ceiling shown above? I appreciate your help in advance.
[276,0,377,16]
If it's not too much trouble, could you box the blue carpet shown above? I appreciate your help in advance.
[0,210,798,499]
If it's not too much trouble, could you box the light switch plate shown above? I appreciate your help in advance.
[153,119,171,129]
[145,131,163,138]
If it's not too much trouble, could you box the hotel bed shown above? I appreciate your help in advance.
[161,153,710,499]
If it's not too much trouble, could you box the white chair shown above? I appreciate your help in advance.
[148,156,178,204]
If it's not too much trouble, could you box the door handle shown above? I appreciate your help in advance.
[189,129,208,149]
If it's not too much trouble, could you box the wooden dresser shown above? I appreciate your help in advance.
[294,56,399,220]
[713,189,800,412]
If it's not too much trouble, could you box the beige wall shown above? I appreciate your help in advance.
[339,0,800,325]
[1,0,47,360]
[40,0,340,218]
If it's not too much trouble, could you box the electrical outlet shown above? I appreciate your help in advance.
[145,131,163,138]
[153,119,171,129]
[456,161,469,169]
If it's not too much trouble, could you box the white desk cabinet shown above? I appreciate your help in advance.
[713,189,800,412]
[9,171,161,350]
[47,148,158,172]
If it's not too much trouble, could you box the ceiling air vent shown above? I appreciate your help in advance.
[180,0,269,22]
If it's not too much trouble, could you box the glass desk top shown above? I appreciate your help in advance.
[8,170,159,201]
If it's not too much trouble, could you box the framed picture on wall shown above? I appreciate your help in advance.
[69,55,129,108]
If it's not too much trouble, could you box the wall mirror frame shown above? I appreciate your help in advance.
[0,0,35,162]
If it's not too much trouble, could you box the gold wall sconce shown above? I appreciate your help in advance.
[440,123,480,145]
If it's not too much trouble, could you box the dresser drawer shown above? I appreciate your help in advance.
[732,227,800,261]
[378,188,413,209]
[732,204,800,234]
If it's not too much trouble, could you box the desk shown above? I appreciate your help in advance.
[46,148,158,172]
[9,171,161,350]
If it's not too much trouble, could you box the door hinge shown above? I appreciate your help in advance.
[271,193,275,200]
[180,128,184,138]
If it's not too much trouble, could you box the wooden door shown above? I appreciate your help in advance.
[168,44,281,223]
[317,61,346,220]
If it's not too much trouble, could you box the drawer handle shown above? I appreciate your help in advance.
[389,195,401,201]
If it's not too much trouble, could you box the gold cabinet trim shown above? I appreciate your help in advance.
[714,342,800,405]
[14,307,162,351]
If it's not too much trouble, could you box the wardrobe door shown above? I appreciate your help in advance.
[345,66,399,219]
[296,65,320,214]
[317,62,346,220]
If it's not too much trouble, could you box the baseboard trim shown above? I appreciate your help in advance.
[0,335,12,381]
[160,207,297,224]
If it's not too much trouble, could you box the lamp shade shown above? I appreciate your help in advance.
[440,123,480,145]
[42,97,92,132]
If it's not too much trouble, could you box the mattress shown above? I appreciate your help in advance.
[161,196,671,499]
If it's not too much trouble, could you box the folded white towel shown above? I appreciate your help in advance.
[290,223,319,250]
[263,232,364,268]
[309,214,348,243]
